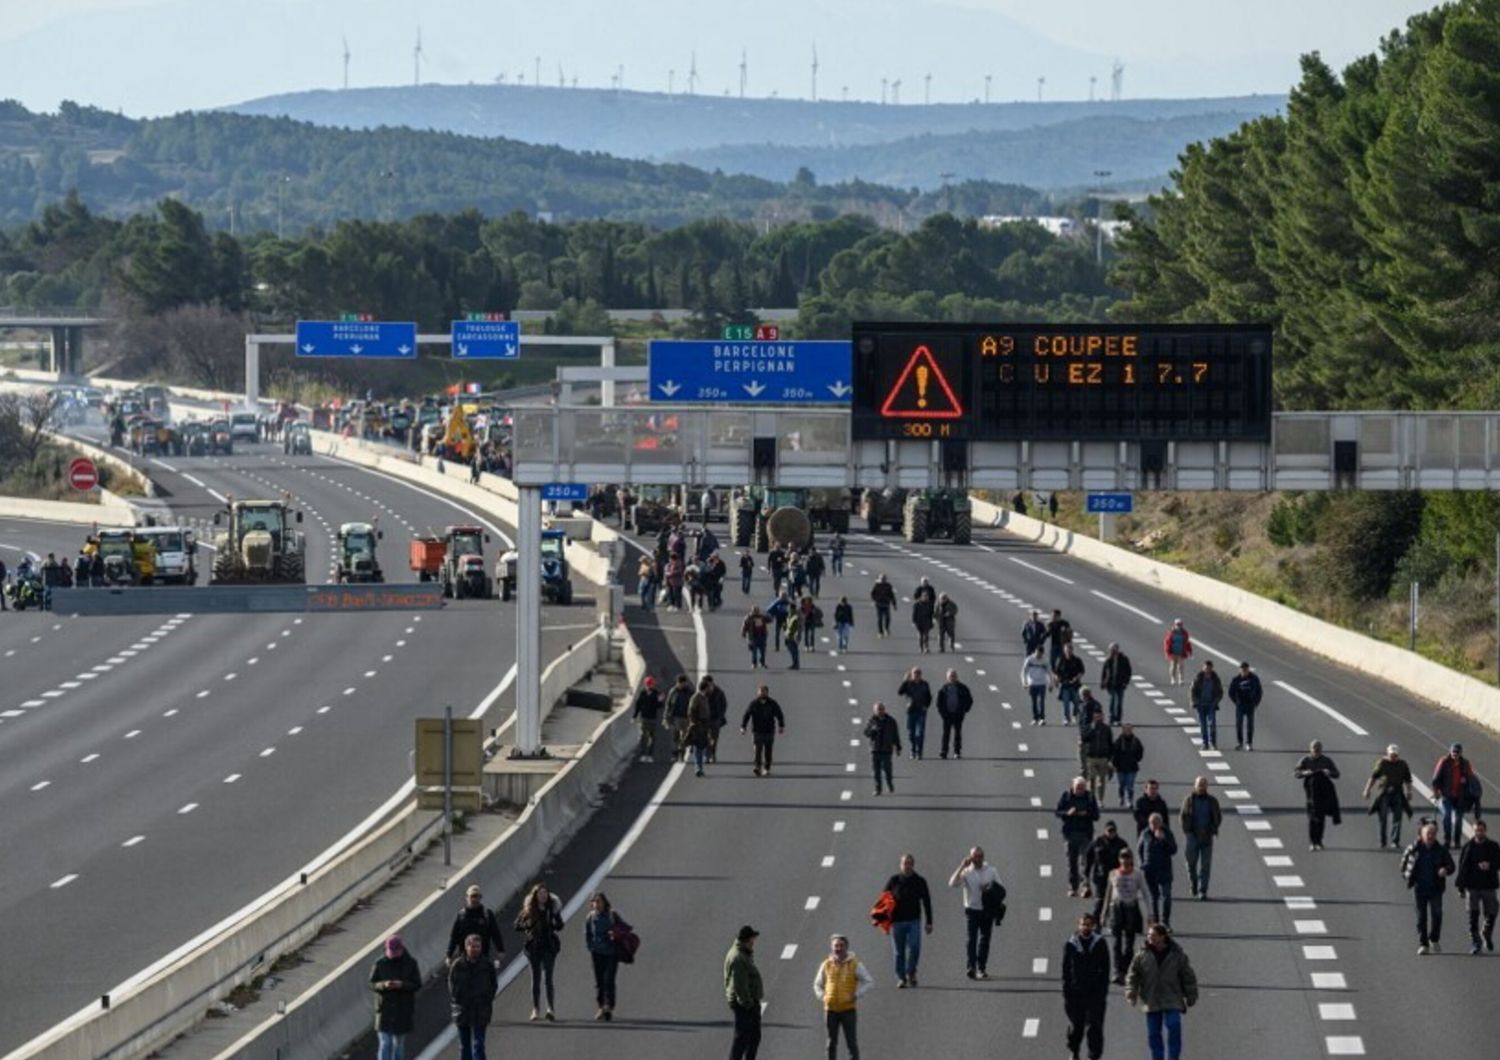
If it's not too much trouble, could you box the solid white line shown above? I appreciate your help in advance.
[50,874,78,889]
[149,457,178,472]
[182,473,207,488]
[321,455,515,548]
[207,488,228,503]
[1272,680,1370,736]
[1090,589,1162,624]
[122,835,145,848]
[1009,556,1074,584]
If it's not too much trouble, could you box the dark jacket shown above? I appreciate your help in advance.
[1295,754,1342,822]
[585,909,622,957]
[911,598,935,631]
[741,695,786,735]
[1367,758,1413,818]
[369,951,422,1035]
[865,712,902,754]
[1100,652,1133,691]
[704,684,729,727]
[665,684,693,720]
[686,691,714,747]
[1047,617,1073,648]
[1054,654,1085,690]
[884,871,934,925]
[1125,940,1198,1014]
[1190,670,1224,710]
[1137,828,1178,879]
[1133,793,1169,835]
[935,680,973,720]
[1112,733,1145,773]
[1402,838,1456,892]
[1084,832,1129,882]
[913,582,937,606]
[834,601,854,626]
[1228,672,1263,709]
[1178,793,1223,841]
[870,581,896,607]
[1022,618,1049,654]
[898,677,933,713]
[446,903,506,960]
[936,598,958,631]
[515,896,565,957]
[1432,755,1476,805]
[631,687,663,721]
[1061,932,1112,999]
[448,955,499,1028]
[1456,837,1500,894]
[1080,720,1114,760]
[1055,789,1100,840]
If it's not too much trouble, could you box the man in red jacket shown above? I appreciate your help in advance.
[1431,743,1477,849]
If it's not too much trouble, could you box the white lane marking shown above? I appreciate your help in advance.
[50,874,78,889]
[1255,838,1285,850]
[1294,920,1328,934]
[840,790,853,801]
[1032,957,1049,974]
[1312,972,1347,989]
[1304,946,1338,960]
[1089,589,1162,623]
[122,835,145,848]
[224,672,237,681]
[833,821,846,832]
[224,774,241,784]
[259,747,276,757]
[58,681,81,689]
[196,690,210,698]
[1286,895,1318,910]
[288,726,303,736]
[80,753,99,764]
[30,780,50,792]
[1038,907,1052,921]
[149,457,178,472]
[1023,1018,1040,1038]
[247,657,258,666]
[363,670,377,678]
[1272,681,1369,736]
[1326,1037,1365,1055]
[343,686,357,696]
[207,488,228,503]
[1264,856,1295,867]
[1,709,26,718]
[178,803,198,814]
[804,896,821,910]
[1036,828,1048,840]
[1320,1004,1357,1020]
[182,473,207,488]
[1017,743,1029,752]
[1039,865,1053,877]
[317,706,331,714]
[124,729,141,740]
[1244,820,1273,831]
[844,763,856,773]
[1030,797,1043,807]
[1009,556,1074,584]
[780,944,798,960]
[1273,876,1306,888]
[821,856,836,868]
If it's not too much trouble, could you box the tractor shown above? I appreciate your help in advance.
[94,528,149,585]
[902,488,973,545]
[859,488,909,534]
[283,422,313,456]
[336,522,384,583]
[208,497,307,583]
[728,486,848,551]
[497,527,574,604]
[410,526,492,599]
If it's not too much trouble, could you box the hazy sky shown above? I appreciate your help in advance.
[0,0,1442,115]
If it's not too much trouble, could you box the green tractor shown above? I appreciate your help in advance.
[336,522,384,583]
[729,486,850,551]
[209,496,307,583]
[859,488,908,534]
[902,488,972,545]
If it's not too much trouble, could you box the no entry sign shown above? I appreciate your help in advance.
[68,457,99,491]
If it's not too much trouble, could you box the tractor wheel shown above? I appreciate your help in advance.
[953,510,972,545]
[280,552,305,584]
[731,507,753,548]
[502,578,513,602]
[211,552,236,584]
[904,505,929,544]
[752,515,769,553]
[559,581,573,605]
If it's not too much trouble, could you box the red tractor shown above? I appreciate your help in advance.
[409,526,492,599]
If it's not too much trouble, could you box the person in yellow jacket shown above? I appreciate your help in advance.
[812,934,874,1059]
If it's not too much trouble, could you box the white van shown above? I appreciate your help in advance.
[134,526,197,584]
[230,412,260,442]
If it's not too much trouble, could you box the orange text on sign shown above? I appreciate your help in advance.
[1032,334,1138,358]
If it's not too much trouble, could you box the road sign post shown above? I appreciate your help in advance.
[648,339,853,404]
[67,457,98,492]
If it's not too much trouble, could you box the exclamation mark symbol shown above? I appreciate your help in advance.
[916,364,929,409]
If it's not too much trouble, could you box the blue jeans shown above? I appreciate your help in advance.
[836,622,851,650]
[1196,707,1217,747]
[1415,887,1444,945]
[1117,770,1138,804]
[907,710,927,757]
[1146,874,1172,927]
[964,908,993,972]
[832,554,844,574]
[1145,1009,1183,1060]
[876,605,891,635]
[1185,836,1213,896]
[1234,705,1256,746]
[891,918,923,980]
[748,638,766,667]
[1376,792,1404,847]
[1440,797,1465,847]
[377,1032,407,1060]
[457,1024,488,1060]
[741,571,752,593]
[692,743,706,771]
[638,579,656,611]
[1028,684,1047,721]
[1059,687,1081,724]
[786,638,800,668]
[1107,687,1125,724]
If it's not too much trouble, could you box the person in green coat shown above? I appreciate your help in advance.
[725,925,765,1059]
[1125,923,1198,1060]
[369,935,421,1060]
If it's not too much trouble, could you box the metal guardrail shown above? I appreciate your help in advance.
[51,583,446,616]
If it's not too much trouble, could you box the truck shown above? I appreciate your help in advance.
[229,411,260,444]
[497,527,574,604]
[409,526,492,599]
[336,522,384,583]
[859,488,909,534]
[208,497,307,583]
[132,526,197,584]
[902,488,973,545]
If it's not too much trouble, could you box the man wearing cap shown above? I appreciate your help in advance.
[631,676,664,763]
[369,935,421,1060]
[813,934,874,1059]
[1228,661,1263,752]
[725,925,765,1059]
[1363,745,1413,849]
[1431,743,1477,849]
[446,885,506,968]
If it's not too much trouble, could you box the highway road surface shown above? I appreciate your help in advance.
[0,433,594,1052]
[372,523,1497,1060]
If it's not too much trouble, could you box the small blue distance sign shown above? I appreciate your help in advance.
[540,482,590,503]
[1086,492,1134,514]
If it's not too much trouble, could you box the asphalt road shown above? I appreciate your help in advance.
[0,435,597,1052]
[383,523,1497,1060]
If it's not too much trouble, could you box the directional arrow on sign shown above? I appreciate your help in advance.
[301,344,316,355]
[743,380,766,397]
[456,343,469,356]
[503,343,517,356]
[658,380,681,397]
[350,344,364,355]
[397,345,412,355]
[827,381,852,397]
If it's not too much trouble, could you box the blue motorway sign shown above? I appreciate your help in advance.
[541,482,589,503]
[648,339,853,404]
[452,319,520,359]
[1086,492,1134,514]
[295,320,417,358]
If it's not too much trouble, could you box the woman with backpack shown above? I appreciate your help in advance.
[584,892,632,1021]
[515,883,565,1022]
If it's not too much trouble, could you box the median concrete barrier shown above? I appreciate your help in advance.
[970,496,1500,736]
[0,492,135,527]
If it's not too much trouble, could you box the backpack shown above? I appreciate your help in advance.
[608,916,640,963]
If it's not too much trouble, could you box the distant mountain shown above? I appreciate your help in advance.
[227,84,1286,173]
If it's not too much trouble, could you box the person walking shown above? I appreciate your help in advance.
[583,892,627,1020]
[948,846,1003,979]
[806,548,826,597]
[913,575,938,608]
[1100,643,1133,724]
[1022,609,1049,657]
[865,702,902,795]
[897,667,932,759]
[369,935,421,1060]
[833,595,855,652]
[1112,723,1145,808]
[448,934,499,1060]
[813,934,873,1059]
[1083,820,1128,917]
[741,606,770,669]
[741,685,786,777]
[1403,821,1457,954]
[515,883,565,1021]
[631,676,663,763]
[725,926,765,1059]
[445,884,507,967]
[883,854,933,987]
[1103,848,1145,984]
[701,674,729,763]
[739,551,755,594]
[1057,776,1101,897]
[830,532,846,576]
[1047,608,1073,670]
[936,593,958,653]
[767,544,788,596]
[1178,776,1222,900]
[1162,618,1193,685]
[935,669,974,760]
[871,574,896,637]
[665,673,694,762]
[1022,647,1051,725]
[766,590,792,652]
[1188,661,1223,751]
[1134,779,1169,837]
[1294,740,1342,851]
[1431,743,1478,848]
[1054,644,1086,725]
[1061,913,1112,1060]
[1457,819,1500,954]
[912,592,935,654]
[686,680,714,777]
[1227,660,1263,751]
[1125,923,1198,1060]
[1137,814,1177,929]
[1079,710,1115,804]
[1363,744,1414,849]
[783,608,803,669]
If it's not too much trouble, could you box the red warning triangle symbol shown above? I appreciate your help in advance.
[879,345,963,419]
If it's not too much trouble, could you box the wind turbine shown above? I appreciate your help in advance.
[342,36,350,90]
[669,68,675,95]
[1089,74,1097,102]
[413,27,424,87]
[558,62,565,89]
[535,56,542,89]
[688,51,699,95]
[891,78,901,105]
[811,44,819,102]
[984,74,992,104]
[924,72,931,105]
[1036,75,1045,102]
[739,48,748,99]
[880,77,887,105]
[1110,60,1124,101]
